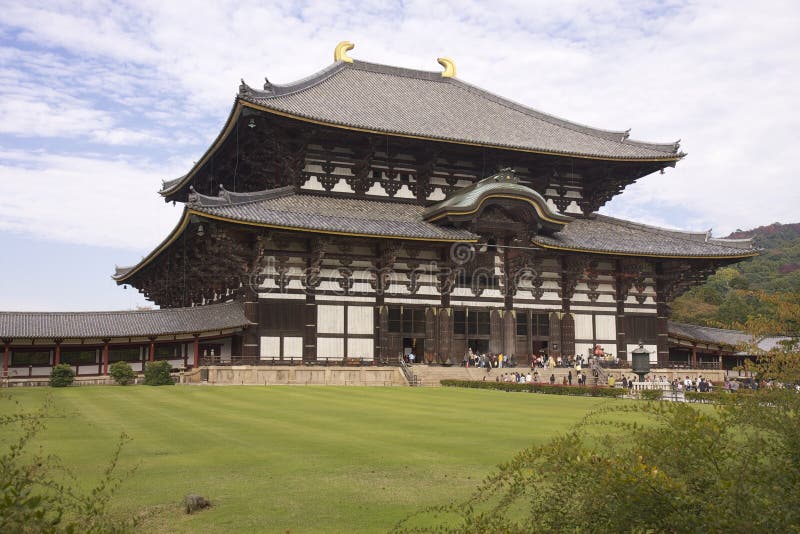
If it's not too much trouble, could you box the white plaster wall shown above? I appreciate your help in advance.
[595,315,617,340]
[318,305,345,333]
[365,182,387,196]
[574,314,593,339]
[347,306,374,334]
[318,337,344,359]
[395,184,414,198]
[301,175,325,191]
[284,337,303,358]
[574,343,593,359]
[331,178,355,193]
[348,338,374,359]
[260,336,280,358]
[428,187,446,201]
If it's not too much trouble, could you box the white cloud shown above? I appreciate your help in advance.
[0,0,798,247]
[0,149,181,250]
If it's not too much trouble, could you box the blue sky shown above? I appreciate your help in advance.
[1,0,799,311]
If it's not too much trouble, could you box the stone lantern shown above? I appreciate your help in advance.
[631,342,651,382]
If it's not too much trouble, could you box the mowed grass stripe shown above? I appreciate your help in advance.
[1,386,614,533]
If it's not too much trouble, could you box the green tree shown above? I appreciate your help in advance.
[396,294,800,533]
[49,364,75,387]
[108,361,136,386]
[143,361,173,386]
[0,394,134,533]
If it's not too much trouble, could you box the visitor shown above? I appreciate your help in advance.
[568,370,573,385]
[408,351,415,364]
[550,373,556,385]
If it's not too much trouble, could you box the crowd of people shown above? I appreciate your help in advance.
[493,369,595,386]
[462,348,595,370]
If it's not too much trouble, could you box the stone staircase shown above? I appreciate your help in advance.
[410,365,598,387]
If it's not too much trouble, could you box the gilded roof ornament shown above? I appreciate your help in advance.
[334,41,355,63]
[437,57,456,78]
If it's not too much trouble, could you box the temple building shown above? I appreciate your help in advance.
[1,43,759,379]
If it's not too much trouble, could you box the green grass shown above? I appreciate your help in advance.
[2,386,613,533]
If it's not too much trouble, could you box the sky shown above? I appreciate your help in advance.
[1,0,798,311]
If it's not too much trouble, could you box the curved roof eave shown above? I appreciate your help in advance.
[530,241,760,260]
[113,209,192,283]
[239,100,685,163]
[113,206,479,284]
[159,99,243,198]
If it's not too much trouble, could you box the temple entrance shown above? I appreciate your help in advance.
[402,337,425,364]
[466,339,489,355]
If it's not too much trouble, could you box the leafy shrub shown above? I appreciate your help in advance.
[0,394,135,533]
[440,379,626,398]
[639,388,664,401]
[143,360,173,386]
[49,363,75,387]
[109,361,136,385]
[395,389,800,534]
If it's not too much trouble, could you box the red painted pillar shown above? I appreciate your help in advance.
[149,338,155,362]
[2,339,10,378]
[54,339,62,366]
[102,340,110,375]
[193,335,200,368]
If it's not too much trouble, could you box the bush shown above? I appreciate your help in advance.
[49,363,75,387]
[395,389,800,533]
[109,361,136,385]
[440,379,626,398]
[639,388,664,401]
[143,361,173,386]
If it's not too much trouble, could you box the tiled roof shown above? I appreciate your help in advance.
[0,302,251,340]
[188,187,477,241]
[532,215,758,258]
[118,190,756,284]
[422,169,572,231]
[668,321,787,352]
[239,60,682,161]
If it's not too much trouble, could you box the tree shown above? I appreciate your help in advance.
[143,361,173,386]
[0,394,134,533]
[108,361,136,386]
[394,295,800,533]
[49,364,75,387]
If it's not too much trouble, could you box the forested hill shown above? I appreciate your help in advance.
[671,222,800,327]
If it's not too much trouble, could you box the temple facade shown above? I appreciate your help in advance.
[0,43,758,379]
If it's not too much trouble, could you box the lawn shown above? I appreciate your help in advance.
[3,386,613,533]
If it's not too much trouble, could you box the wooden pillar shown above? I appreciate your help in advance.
[149,337,156,362]
[502,310,516,358]
[193,334,200,368]
[691,345,698,368]
[2,338,10,378]
[437,307,452,364]
[243,291,260,358]
[615,260,628,364]
[102,340,110,375]
[54,339,62,366]
[654,264,670,367]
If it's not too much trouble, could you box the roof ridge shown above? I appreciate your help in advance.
[669,321,750,335]
[352,60,678,153]
[242,58,680,155]
[595,215,755,250]
[0,301,242,316]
